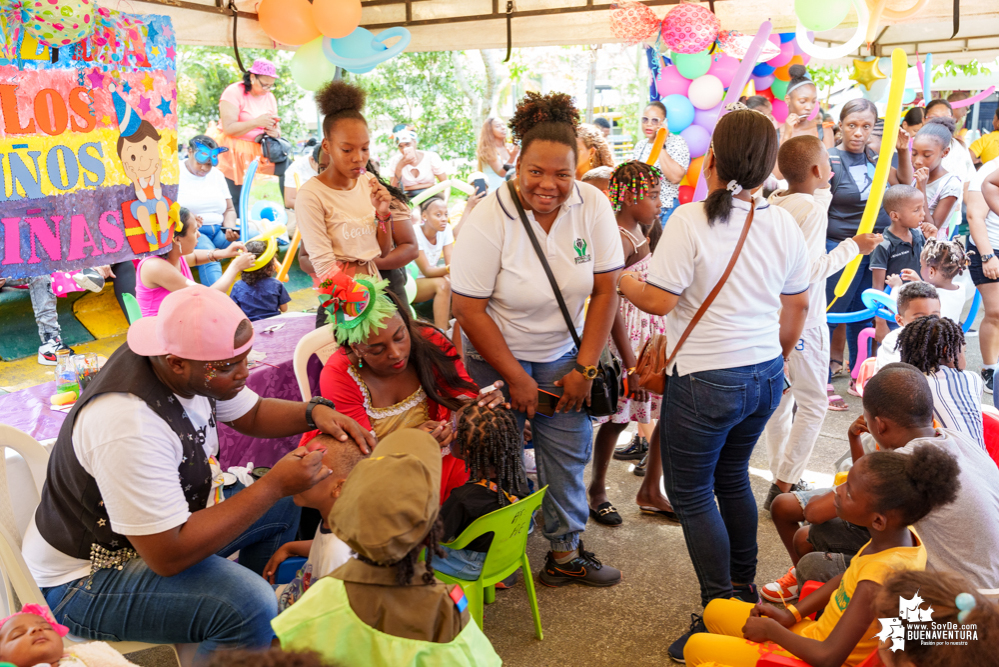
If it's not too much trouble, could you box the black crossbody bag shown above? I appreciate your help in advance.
[506,181,620,417]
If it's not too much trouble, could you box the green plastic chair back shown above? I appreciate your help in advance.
[122,293,142,324]
[434,486,547,640]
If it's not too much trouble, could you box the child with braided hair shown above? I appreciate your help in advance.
[897,315,985,448]
[588,160,674,526]
[889,238,969,322]
[434,404,529,582]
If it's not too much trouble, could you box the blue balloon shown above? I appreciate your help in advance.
[323,27,411,74]
[778,32,796,43]
[663,94,695,134]
[752,61,775,77]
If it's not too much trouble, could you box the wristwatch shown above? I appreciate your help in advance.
[982,253,996,263]
[305,396,336,429]
[574,363,599,380]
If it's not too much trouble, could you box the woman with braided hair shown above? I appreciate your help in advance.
[588,160,674,526]
[434,404,529,582]
[452,91,624,588]
[897,315,985,448]
[575,123,616,180]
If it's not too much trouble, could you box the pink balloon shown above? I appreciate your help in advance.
[768,34,781,49]
[707,53,740,89]
[680,124,711,159]
[661,3,720,54]
[752,73,775,90]
[950,86,996,108]
[693,101,722,130]
[768,40,795,68]
[771,99,789,124]
[656,64,692,98]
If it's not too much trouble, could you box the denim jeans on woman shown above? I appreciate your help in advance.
[660,355,784,607]
[194,223,234,286]
[824,240,873,372]
[463,342,590,553]
[41,484,300,661]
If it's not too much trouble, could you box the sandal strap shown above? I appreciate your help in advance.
[597,505,618,516]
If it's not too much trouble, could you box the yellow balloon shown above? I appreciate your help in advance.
[831,48,909,304]
[849,58,885,91]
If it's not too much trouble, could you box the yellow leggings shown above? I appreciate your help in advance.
[684,599,816,667]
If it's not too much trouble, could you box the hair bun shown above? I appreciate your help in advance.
[925,115,957,133]
[316,80,366,118]
[509,91,580,143]
[788,64,808,80]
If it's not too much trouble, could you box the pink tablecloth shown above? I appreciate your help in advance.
[0,313,324,469]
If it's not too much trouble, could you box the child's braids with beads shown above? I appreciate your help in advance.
[454,404,528,507]
[897,314,965,374]
[921,238,969,280]
[608,160,664,214]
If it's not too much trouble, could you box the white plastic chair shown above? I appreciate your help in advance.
[292,326,338,401]
[0,425,180,663]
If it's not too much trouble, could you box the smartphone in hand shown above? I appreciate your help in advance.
[536,388,561,418]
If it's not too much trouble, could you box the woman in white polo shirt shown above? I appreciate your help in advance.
[617,107,810,659]
[965,156,999,397]
[452,92,624,589]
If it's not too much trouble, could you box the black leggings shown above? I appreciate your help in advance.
[109,261,136,316]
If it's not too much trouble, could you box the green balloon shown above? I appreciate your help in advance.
[672,49,711,80]
[290,37,338,92]
[771,78,789,100]
[795,0,851,32]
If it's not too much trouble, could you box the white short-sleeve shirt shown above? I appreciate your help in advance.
[22,388,260,588]
[285,156,319,192]
[178,164,231,226]
[415,223,454,278]
[451,181,625,363]
[969,157,999,250]
[646,199,810,376]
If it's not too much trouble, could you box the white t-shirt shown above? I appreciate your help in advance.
[451,181,625,363]
[875,326,902,371]
[22,388,260,588]
[924,171,963,236]
[277,525,352,611]
[286,156,319,192]
[941,138,976,189]
[936,282,966,323]
[969,157,999,251]
[646,198,810,376]
[387,150,447,190]
[415,224,454,278]
[177,164,231,226]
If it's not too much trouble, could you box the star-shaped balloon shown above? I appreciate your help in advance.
[850,58,886,91]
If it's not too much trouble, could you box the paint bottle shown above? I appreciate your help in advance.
[55,349,79,397]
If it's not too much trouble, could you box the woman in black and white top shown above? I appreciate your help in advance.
[632,101,690,225]
[618,107,810,660]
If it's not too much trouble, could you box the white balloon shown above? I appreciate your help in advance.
[862,78,890,101]
[687,74,725,110]
[795,0,869,61]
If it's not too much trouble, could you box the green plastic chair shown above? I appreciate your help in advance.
[122,293,142,324]
[434,486,547,640]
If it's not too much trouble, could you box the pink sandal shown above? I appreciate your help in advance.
[827,384,849,411]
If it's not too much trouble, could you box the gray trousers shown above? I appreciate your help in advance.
[4,276,60,343]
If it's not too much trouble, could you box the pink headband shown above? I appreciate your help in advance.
[0,604,69,637]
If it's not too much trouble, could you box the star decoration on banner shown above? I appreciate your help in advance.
[86,69,105,88]
[141,72,154,91]
[160,23,173,41]
[101,115,111,126]
[121,80,132,94]
[146,22,159,43]
[151,47,159,56]
[137,96,151,115]
[166,46,175,59]
[156,96,172,117]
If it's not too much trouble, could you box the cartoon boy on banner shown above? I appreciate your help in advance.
[110,83,172,251]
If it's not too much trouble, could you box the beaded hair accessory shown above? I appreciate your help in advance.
[955,592,977,623]
[608,163,664,213]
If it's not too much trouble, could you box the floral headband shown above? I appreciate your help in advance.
[0,604,69,637]
[318,272,395,346]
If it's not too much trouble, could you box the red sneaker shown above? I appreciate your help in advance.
[761,566,799,603]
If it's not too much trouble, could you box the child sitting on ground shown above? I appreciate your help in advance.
[871,185,927,343]
[413,196,454,331]
[435,404,529,580]
[874,570,999,667]
[262,434,366,611]
[897,315,985,448]
[230,240,291,322]
[684,441,960,667]
[272,429,501,666]
[796,363,999,592]
[874,281,941,370]
[0,605,136,666]
[889,238,969,323]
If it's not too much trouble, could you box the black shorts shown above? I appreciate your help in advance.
[807,517,871,555]
[967,239,999,286]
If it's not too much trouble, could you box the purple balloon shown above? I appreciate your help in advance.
[693,101,722,130]
[768,40,795,68]
[680,124,711,159]
[752,73,775,90]
[656,64,691,98]
[707,54,740,89]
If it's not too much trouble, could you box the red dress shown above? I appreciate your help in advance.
[302,327,474,503]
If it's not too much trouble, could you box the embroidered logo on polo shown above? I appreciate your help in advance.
[573,238,591,264]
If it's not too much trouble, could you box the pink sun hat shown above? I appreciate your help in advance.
[127,285,255,361]
[247,58,278,79]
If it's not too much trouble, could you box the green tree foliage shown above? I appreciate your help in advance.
[933,59,990,82]
[176,46,305,143]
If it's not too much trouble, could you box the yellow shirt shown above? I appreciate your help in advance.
[800,531,926,666]
[970,131,999,164]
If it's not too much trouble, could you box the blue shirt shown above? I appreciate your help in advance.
[231,277,291,322]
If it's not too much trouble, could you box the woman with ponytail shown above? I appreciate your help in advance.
[452,92,624,589]
[618,106,811,660]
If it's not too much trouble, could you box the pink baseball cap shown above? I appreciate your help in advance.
[128,285,255,361]
[247,58,278,79]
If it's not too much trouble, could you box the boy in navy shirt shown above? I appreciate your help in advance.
[231,240,291,321]
[870,184,926,341]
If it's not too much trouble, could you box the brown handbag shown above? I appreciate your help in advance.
[634,203,757,395]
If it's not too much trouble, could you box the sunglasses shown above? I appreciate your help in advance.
[640,117,664,126]
[192,142,229,166]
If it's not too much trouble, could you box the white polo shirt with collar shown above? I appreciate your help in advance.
[451,181,625,363]
[646,198,810,376]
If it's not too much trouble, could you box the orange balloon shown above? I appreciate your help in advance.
[679,174,691,187]
[774,55,805,82]
[686,156,704,188]
[258,0,320,46]
[313,0,362,39]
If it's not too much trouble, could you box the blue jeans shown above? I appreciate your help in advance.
[42,487,300,662]
[825,239,873,371]
[434,546,487,581]
[660,355,784,607]
[463,345,591,553]
[194,224,233,286]
[660,197,680,226]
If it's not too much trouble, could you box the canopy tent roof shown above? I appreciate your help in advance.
[102,0,999,65]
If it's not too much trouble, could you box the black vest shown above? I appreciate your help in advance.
[35,344,214,566]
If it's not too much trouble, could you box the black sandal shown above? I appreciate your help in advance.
[589,502,623,526]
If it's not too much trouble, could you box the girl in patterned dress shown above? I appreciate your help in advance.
[587,161,675,526]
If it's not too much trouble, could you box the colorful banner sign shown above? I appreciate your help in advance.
[0,10,178,279]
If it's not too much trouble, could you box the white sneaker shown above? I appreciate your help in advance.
[523,448,537,474]
[37,339,59,365]
[73,268,105,293]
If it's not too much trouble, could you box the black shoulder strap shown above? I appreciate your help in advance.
[505,181,583,349]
